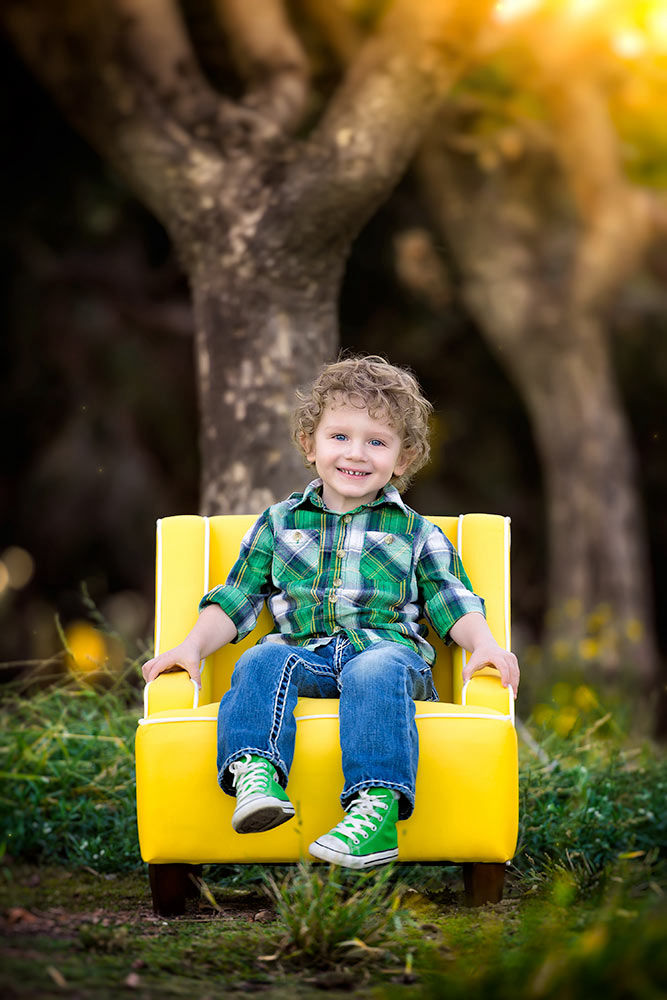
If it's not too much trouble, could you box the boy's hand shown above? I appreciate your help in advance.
[141,605,238,689]
[142,641,202,689]
[462,643,520,700]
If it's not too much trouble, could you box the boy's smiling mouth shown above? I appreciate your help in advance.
[338,468,370,477]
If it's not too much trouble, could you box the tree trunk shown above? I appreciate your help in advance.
[187,247,343,513]
[481,307,655,680]
[417,137,658,683]
[3,0,496,513]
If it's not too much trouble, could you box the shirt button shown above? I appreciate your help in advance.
[385,534,394,545]
[330,593,338,603]
[343,515,351,524]
[336,549,345,559]
[333,577,342,587]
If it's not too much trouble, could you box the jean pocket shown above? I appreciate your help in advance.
[273,527,321,580]
[360,531,413,582]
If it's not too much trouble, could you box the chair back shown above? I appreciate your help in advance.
[153,513,510,705]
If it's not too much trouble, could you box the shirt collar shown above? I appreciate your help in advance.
[295,479,408,514]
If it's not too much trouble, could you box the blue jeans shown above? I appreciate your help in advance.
[217,636,437,819]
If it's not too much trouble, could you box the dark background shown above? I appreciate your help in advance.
[2,39,665,688]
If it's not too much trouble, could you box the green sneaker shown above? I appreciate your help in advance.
[228,754,295,834]
[309,788,399,869]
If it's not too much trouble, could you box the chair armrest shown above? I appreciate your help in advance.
[143,669,201,717]
[462,667,515,721]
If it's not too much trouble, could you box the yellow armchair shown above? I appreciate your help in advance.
[136,513,518,914]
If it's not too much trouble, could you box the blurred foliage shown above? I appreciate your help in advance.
[0,666,143,873]
[1,7,666,695]
[263,861,415,968]
[0,654,665,997]
[1,661,664,891]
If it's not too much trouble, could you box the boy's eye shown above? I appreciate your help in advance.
[369,439,385,447]
[333,433,347,441]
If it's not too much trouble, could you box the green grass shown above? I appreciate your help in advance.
[2,667,664,886]
[1,860,665,999]
[263,861,417,967]
[0,674,141,872]
[516,733,667,889]
[1,664,666,997]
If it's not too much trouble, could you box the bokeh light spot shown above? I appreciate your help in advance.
[65,621,108,673]
[1,547,35,589]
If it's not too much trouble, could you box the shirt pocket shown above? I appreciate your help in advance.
[273,528,321,581]
[359,531,413,583]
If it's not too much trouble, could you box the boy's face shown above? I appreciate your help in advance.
[302,398,409,513]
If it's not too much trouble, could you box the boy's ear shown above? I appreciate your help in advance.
[393,449,412,477]
[300,432,316,463]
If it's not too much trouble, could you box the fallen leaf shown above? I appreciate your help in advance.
[7,907,39,924]
[46,966,67,987]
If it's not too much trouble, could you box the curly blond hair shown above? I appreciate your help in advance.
[291,355,433,493]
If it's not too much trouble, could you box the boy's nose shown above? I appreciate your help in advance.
[343,440,365,459]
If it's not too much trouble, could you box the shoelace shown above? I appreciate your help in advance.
[229,755,271,798]
[332,790,389,846]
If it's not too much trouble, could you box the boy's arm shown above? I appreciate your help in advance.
[141,605,238,688]
[449,611,520,699]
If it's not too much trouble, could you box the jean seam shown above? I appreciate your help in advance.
[267,653,299,758]
[298,665,339,678]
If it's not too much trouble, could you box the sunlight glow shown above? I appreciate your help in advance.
[494,0,542,22]
[612,28,647,55]
[494,0,667,51]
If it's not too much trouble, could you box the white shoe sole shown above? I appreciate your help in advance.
[308,839,398,869]
[232,795,295,834]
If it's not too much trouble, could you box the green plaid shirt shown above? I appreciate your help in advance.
[200,479,485,665]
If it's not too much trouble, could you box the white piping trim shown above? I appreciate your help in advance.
[294,713,340,721]
[198,516,211,687]
[504,516,511,653]
[456,514,467,680]
[138,715,218,726]
[143,676,200,716]
[203,515,210,594]
[145,518,163,718]
[138,710,511,726]
[462,679,515,725]
[503,516,515,726]
[416,711,512,721]
[154,518,163,656]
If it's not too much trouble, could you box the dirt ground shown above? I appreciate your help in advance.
[0,863,410,998]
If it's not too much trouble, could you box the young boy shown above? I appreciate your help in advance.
[142,356,519,869]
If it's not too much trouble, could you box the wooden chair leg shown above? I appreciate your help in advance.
[148,863,202,917]
[462,862,505,906]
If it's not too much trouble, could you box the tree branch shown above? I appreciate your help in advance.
[112,0,223,128]
[1,0,235,226]
[289,0,497,248]
[393,228,452,311]
[213,0,310,132]
[541,71,654,310]
[297,0,364,64]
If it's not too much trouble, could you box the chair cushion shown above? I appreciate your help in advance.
[136,698,517,864]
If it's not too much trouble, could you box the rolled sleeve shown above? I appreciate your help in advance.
[416,524,486,644]
[199,511,274,642]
